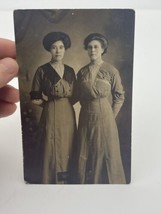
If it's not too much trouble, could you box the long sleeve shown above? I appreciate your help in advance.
[69,71,79,105]
[111,69,125,117]
[30,67,43,100]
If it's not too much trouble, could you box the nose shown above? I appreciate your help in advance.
[91,47,95,52]
[56,48,59,53]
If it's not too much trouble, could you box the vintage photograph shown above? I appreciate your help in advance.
[14,9,135,184]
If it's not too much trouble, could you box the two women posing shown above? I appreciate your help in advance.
[30,31,126,184]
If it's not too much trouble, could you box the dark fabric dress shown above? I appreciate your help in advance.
[77,61,126,184]
[30,62,77,184]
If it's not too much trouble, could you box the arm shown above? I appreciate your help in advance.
[69,70,79,105]
[30,67,43,106]
[111,69,125,118]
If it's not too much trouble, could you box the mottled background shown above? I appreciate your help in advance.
[14,9,135,183]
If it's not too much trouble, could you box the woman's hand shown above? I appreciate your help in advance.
[32,99,43,106]
[0,38,19,117]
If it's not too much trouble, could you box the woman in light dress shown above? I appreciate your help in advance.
[77,33,126,184]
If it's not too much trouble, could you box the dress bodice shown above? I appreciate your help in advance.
[77,62,124,101]
[30,63,76,100]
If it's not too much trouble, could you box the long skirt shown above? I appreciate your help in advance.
[38,98,76,184]
[77,97,126,184]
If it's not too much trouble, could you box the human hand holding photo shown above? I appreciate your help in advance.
[0,38,19,117]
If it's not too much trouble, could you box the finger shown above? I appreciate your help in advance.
[0,57,19,88]
[0,85,19,103]
[0,38,16,59]
[0,100,17,118]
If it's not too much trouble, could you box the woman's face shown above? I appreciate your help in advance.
[87,40,104,62]
[50,40,65,62]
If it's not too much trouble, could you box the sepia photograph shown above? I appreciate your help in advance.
[14,9,135,184]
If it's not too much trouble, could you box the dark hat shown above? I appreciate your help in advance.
[84,33,108,54]
[43,32,71,51]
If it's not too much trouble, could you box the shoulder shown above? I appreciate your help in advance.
[77,64,89,78]
[64,64,75,75]
[36,62,50,73]
[101,62,119,77]
[64,65,76,83]
[64,64,74,72]
[33,63,53,81]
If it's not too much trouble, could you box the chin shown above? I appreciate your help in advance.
[90,55,95,59]
[91,57,97,61]
[56,57,63,61]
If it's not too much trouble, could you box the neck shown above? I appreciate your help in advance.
[50,59,62,64]
[91,57,103,65]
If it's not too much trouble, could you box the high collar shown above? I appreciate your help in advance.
[90,59,104,66]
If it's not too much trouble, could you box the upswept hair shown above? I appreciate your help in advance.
[84,33,108,54]
[43,32,71,51]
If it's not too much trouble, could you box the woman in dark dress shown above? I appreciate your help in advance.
[30,32,77,184]
[77,33,126,184]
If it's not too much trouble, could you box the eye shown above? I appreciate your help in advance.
[59,45,65,49]
[87,45,99,50]
[51,45,56,50]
